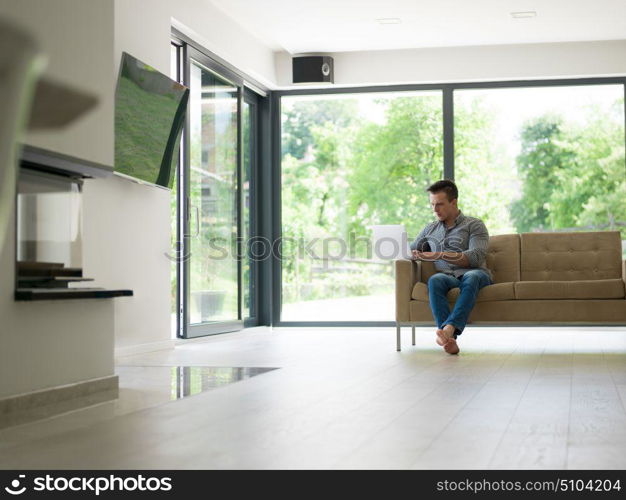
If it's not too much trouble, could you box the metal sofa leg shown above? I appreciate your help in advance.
[396,324,401,351]
[412,325,415,345]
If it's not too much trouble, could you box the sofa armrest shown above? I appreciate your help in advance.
[395,259,420,322]
[623,259,626,290]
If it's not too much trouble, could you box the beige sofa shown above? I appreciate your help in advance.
[395,230,626,350]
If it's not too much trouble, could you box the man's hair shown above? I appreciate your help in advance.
[427,179,458,202]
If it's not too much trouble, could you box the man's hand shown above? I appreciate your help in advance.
[412,250,442,261]
[412,250,470,266]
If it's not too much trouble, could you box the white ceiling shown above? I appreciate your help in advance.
[208,0,626,54]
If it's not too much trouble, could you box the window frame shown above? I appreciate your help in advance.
[170,29,269,336]
[273,77,626,326]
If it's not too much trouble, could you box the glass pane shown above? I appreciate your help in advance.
[188,60,239,324]
[170,43,180,337]
[17,170,82,270]
[170,44,178,82]
[242,101,253,319]
[454,85,626,257]
[281,91,443,321]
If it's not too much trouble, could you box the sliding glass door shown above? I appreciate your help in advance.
[182,48,243,337]
[243,89,259,325]
[171,34,264,338]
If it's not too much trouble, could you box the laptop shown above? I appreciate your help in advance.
[370,224,412,260]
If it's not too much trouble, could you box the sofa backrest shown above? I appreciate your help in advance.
[520,231,622,281]
[486,234,521,283]
[419,233,521,284]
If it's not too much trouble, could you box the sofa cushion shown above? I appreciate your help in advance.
[520,231,622,281]
[411,282,429,301]
[485,234,520,283]
[448,282,516,302]
[412,281,515,302]
[515,279,625,300]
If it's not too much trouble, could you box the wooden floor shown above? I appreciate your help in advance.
[1,326,625,469]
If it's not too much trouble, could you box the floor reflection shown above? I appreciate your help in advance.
[170,366,278,400]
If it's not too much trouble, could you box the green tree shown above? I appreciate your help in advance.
[347,96,443,240]
[511,101,625,239]
[510,116,576,232]
[559,101,626,237]
[454,97,518,234]
[281,99,358,160]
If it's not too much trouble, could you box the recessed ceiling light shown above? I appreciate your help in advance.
[511,11,537,19]
[376,18,402,25]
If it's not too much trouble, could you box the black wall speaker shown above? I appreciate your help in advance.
[292,56,334,84]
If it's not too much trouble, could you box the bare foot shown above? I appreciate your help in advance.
[436,325,455,345]
[444,338,460,355]
[442,324,456,338]
[435,329,446,346]
[440,324,460,354]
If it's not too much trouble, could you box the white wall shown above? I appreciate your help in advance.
[275,40,626,88]
[0,0,115,399]
[169,0,277,88]
[114,0,276,84]
[0,0,277,397]
[0,0,114,165]
[0,214,115,400]
[82,176,171,350]
[104,0,277,350]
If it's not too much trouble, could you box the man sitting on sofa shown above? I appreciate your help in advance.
[411,180,493,354]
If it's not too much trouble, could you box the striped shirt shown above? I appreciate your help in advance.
[410,211,493,280]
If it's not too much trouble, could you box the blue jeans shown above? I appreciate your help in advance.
[427,270,492,338]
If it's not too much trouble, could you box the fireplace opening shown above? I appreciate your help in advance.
[14,146,132,300]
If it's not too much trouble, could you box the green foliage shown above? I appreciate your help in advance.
[281,95,445,302]
[282,98,358,159]
[280,92,626,305]
[173,90,626,312]
[348,97,443,239]
[454,98,519,234]
[510,102,626,239]
[282,125,354,245]
[510,116,576,232]
[282,261,394,303]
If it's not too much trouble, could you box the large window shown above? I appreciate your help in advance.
[281,91,443,321]
[279,80,626,324]
[455,85,626,248]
